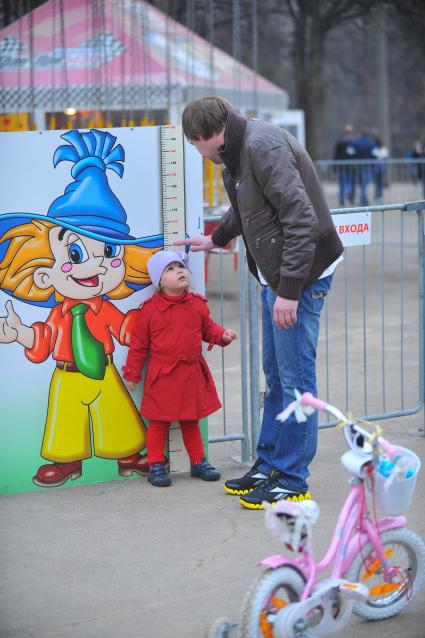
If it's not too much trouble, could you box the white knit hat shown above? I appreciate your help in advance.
[147,250,189,289]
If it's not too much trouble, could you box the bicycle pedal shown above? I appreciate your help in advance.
[339,580,369,601]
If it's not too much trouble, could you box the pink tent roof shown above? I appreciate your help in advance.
[0,0,287,110]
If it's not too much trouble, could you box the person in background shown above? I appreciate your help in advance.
[406,140,425,198]
[353,128,376,206]
[371,135,390,204]
[333,124,357,206]
[176,96,343,509]
[122,250,237,487]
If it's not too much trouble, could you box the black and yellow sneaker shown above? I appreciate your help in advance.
[223,459,268,495]
[239,475,311,510]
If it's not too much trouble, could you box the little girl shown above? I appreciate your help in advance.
[122,250,237,487]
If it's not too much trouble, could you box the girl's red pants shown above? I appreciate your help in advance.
[147,419,205,466]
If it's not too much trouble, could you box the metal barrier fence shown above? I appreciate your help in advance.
[202,159,425,214]
[204,200,425,463]
[315,159,425,212]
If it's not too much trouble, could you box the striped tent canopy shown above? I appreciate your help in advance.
[0,0,288,115]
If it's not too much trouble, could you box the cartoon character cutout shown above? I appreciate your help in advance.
[0,129,163,487]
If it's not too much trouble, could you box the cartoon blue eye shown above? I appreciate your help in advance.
[104,244,120,258]
[68,240,89,264]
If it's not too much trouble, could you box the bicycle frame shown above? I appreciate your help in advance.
[260,480,407,601]
[228,394,425,638]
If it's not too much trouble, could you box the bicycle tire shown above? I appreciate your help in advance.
[345,527,425,620]
[237,567,305,638]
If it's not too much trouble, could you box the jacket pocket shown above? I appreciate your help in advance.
[145,364,162,388]
[253,233,283,282]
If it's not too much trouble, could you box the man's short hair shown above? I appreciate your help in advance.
[182,96,233,141]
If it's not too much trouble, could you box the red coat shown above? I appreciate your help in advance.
[123,291,227,421]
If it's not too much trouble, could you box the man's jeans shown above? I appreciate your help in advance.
[338,167,355,206]
[256,275,333,492]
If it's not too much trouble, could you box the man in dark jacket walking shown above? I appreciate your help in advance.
[176,96,343,509]
[333,124,357,206]
[353,128,377,207]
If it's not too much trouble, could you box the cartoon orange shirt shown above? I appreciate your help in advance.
[25,297,138,363]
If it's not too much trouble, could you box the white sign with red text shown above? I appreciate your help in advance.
[333,212,371,247]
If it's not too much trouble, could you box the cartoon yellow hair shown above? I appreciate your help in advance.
[0,220,157,303]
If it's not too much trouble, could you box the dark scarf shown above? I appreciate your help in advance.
[218,110,247,178]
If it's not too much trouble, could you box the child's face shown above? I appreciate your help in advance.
[33,226,125,300]
[159,261,189,296]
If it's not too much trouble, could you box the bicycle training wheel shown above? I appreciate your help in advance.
[206,616,238,638]
[237,567,305,638]
[345,527,425,620]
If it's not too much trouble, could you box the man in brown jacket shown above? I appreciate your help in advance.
[176,96,343,509]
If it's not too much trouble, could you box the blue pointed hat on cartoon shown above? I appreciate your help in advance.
[0,128,163,307]
[0,128,162,247]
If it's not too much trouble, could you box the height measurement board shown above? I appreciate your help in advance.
[160,125,195,470]
[160,125,186,248]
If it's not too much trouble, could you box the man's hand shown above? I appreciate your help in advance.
[0,300,21,344]
[126,380,137,392]
[174,235,216,252]
[273,297,298,329]
[222,328,238,343]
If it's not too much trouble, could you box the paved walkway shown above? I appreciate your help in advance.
[1,255,424,638]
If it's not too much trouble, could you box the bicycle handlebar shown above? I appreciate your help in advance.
[298,392,398,461]
[377,437,399,461]
[299,392,327,412]
[299,392,347,423]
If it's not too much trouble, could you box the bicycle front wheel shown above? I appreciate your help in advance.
[345,527,425,620]
[237,567,305,638]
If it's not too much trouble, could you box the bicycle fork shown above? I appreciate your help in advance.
[360,516,400,583]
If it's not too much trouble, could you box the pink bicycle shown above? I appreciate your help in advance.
[208,392,425,638]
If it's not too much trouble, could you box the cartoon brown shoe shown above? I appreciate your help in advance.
[117,452,149,477]
[118,452,170,477]
[33,460,82,487]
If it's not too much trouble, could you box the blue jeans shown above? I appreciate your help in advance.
[257,275,333,492]
[338,167,355,206]
[358,167,371,207]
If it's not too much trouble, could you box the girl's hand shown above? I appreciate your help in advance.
[222,328,238,343]
[127,380,137,392]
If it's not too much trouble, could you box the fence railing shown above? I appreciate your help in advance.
[315,159,425,211]
[204,200,425,463]
[201,159,425,213]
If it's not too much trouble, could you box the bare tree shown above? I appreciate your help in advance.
[283,0,380,157]
[386,0,425,55]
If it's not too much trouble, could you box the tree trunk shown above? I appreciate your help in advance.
[291,9,326,158]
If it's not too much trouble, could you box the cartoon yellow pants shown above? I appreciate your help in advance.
[41,364,146,462]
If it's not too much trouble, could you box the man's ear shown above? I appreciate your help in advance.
[34,267,52,290]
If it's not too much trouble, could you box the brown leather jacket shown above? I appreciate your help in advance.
[211,112,343,300]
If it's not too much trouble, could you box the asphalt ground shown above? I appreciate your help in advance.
[1,231,424,638]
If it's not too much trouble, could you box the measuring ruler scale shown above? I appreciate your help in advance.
[160,124,191,471]
[160,124,186,248]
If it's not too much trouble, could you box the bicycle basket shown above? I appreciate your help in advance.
[369,445,420,516]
